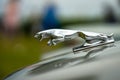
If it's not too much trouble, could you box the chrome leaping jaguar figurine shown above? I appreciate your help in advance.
[34,29,114,47]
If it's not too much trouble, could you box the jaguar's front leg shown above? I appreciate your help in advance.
[47,39,53,46]
[47,38,59,46]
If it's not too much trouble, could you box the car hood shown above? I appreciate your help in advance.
[5,41,120,80]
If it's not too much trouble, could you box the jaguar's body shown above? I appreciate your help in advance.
[34,29,113,46]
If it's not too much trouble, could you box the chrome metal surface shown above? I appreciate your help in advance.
[5,41,120,80]
[35,29,114,53]
[34,29,113,46]
[73,36,114,53]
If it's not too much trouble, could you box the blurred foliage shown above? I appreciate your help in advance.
[0,35,62,80]
[59,17,103,27]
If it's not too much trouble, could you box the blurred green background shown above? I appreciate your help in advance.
[0,35,62,80]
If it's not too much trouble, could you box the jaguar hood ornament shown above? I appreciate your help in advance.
[34,29,114,52]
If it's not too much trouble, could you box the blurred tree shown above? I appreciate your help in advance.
[103,3,117,23]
